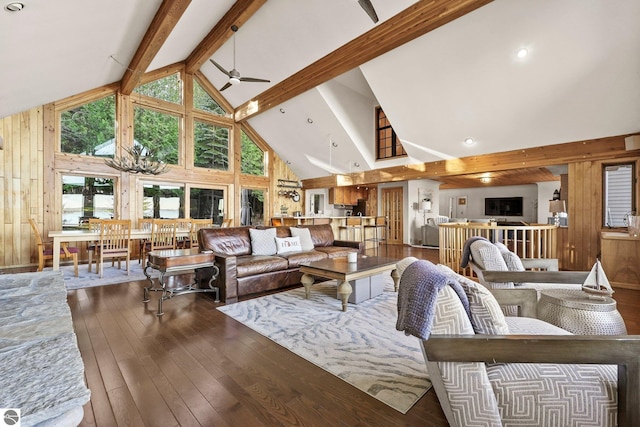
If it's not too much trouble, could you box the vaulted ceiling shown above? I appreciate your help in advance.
[2,0,639,183]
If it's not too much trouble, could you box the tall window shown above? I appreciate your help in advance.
[376,107,406,160]
[604,163,635,227]
[61,95,116,156]
[62,175,115,228]
[241,131,265,176]
[193,120,229,170]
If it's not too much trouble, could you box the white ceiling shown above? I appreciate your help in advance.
[2,0,639,180]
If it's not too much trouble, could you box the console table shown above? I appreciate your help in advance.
[143,248,220,316]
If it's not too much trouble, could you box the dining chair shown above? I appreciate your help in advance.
[138,218,153,264]
[338,217,363,241]
[86,218,103,273]
[189,218,213,248]
[363,216,387,252]
[221,218,233,227]
[146,219,178,257]
[176,218,193,249]
[96,219,132,278]
[28,218,79,277]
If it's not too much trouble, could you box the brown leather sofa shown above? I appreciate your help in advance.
[197,224,362,303]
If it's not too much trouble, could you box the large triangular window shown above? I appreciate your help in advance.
[193,79,226,116]
[134,73,182,104]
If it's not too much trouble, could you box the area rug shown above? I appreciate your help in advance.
[217,278,431,413]
[44,261,158,290]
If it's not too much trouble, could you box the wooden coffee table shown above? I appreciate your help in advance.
[143,248,219,316]
[299,255,399,312]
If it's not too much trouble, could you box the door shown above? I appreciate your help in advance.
[381,187,404,245]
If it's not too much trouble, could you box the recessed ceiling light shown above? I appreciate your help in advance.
[464,138,475,146]
[480,177,491,183]
[331,141,338,148]
[307,118,313,124]
[5,2,24,12]
[353,162,360,167]
[279,108,285,114]
[516,48,528,59]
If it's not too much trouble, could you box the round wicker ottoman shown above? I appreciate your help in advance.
[537,289,627,335]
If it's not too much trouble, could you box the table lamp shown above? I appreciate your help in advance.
[549,200,566,227]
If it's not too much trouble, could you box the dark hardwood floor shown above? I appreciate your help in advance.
[64,244,640,427]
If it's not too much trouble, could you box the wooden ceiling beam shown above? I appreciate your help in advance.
[301,134,636,189]
[120,0,192,94]
[234,0,493,122]
[184,0,267,75]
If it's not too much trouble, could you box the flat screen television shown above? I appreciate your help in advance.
[484,197,523,216]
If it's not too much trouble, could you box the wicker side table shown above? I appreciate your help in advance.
[537,289,627,335]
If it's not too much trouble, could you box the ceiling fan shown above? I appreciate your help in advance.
[209,25,270,92]
[357,0,379,24]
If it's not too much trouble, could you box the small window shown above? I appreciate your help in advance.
[193,120,229,170]
[376,107,406,160]
[62,175,115,228]
[604,163,635,227]
[142,184,184,218]
[190,187,225,225]
[134,73,182,104]
[193,80,226,115]
[241,131,265,176]
[61,95,116,156]
[133,106,180,165]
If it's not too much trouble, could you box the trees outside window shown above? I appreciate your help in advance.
[241,131,265,176]
[133,106,180,165]
[61,95,116,156]
[194,120,229,170]
[190,187,225,224]
[142,184,184,218]
[240,188,264,226]
[62,175,114,228]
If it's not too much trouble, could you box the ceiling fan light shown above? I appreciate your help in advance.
[229,77,240,85]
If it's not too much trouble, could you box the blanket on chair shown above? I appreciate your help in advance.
[460,236,490,268]
[396,260,471,339]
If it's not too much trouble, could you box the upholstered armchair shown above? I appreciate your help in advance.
[422,215,449,247]
[396,258,640,427]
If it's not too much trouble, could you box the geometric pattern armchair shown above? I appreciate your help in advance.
[396,258,640,427]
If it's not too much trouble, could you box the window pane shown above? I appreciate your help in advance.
[134,106,179,165]
[134,73,182,104]
[240,188,264,226]
[241,131,265,176]
[62,175,114,228]
[604,164,634,227]
[61,95,116,156]
[142,184,184,218]
[193,80,226,115]
[194,121,229,170]
[190,187,225,225]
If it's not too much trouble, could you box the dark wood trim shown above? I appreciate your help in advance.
[234,0,494,122]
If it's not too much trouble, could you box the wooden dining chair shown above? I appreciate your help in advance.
[138,218,153,264]
[221,218,233,227]
[146,219,178,258]
[96,219,132,278]
[28,218,79,277]
[176,218,193,249]
[86,218,103,273]
[189,218,213,248]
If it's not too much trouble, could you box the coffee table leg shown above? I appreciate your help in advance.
[337,280,352,312]
[301,273,314,299]
[391,269,399,292]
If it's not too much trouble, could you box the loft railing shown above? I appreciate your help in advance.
[439,222,558,277]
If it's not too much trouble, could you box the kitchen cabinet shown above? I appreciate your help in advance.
[600,232,640,290]
[329,186,368,205]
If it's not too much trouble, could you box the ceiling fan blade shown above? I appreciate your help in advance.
[219,82,233,92]
[240,77,271,83]
[358,0,379,23]
[209,59,232,77]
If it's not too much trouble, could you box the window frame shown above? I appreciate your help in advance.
[375,106,406,161]
[602,161,636,229]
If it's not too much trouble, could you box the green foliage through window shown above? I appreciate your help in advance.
[241,131,265,176]
[134,73,182,104]
[61,95,116,156]
[193,80,225,115]
[194,121,229,170]
[133,106,180,165]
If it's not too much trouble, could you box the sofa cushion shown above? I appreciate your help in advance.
[494,241,525,271]
[314,246,357,258]
[235,255,289,278]
[436,264,510,335]
[301,224,334,247]
[249,228,277,256]
[290,227,314,251]
[470,240,514,290]
[278,250,328,268]
[198,226,252,256]
[275,236,302,254]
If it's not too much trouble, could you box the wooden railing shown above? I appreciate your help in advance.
[439,223,558,277]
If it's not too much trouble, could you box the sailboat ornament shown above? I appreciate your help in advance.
[581,259,614,298]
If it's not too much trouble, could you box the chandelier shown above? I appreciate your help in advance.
[105,145,168,175]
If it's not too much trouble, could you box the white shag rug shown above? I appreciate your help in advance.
[218,277,431,413]
[45,261,158,290]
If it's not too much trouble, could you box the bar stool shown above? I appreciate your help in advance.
[364,216,387,252]
[338,217,363,241]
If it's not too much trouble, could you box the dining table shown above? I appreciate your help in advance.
[47,228,191,271]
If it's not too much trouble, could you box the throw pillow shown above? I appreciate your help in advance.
[396,256,419,283]
[494,242,525,271]
[290,227,314,251]
[249,228,277,256]
[275,236,302,254]
[437,264,510,335]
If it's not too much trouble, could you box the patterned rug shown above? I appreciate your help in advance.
[44,261,158,290]
[217,277,431,413]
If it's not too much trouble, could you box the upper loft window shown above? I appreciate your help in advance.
[193,120,229,171]
[193,79,226,116]
[376,106,406,160]
[134,73,182,104]
[61,95,115,156]
[133,106,180,165]
[604,163,635,227]
[241,130,265,176]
